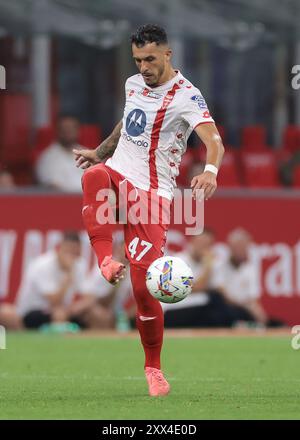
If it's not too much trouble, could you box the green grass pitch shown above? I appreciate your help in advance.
[0,332,299,420]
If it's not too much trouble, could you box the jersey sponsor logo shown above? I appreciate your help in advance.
[191,94,208,109]
[139,88,162,99]
[129,89,135,97]
[122,132,149,148]
[126,108,147,137]
[202,110,211,118]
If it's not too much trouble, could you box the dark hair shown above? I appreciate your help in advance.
[57,114,80,123]
[62,230,81,243]
[131,24,168,47]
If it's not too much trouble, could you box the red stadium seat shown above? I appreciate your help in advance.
[32,126,55,162]
[293,165,300,187]
[0,94,34,184]
[0,94,32,163]
[241,125,268,152]
[215,124,226,144]
[79,124,102,149]
[282,125,300,154]
[241,152,280,187]
[184,146,241,187]
[217,150,241,187]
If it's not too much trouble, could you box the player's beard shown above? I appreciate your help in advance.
[147,66,165,88]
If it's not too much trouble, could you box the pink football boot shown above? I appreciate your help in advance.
[145,367,171,397]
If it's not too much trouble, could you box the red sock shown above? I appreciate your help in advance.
[130,265,164,370]
[81,164,115,267]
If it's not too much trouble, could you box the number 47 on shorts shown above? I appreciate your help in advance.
[128,237,153,262]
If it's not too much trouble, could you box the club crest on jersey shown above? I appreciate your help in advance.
[126,108,147,137]
[139,88,162,99]
[191,95,208,109]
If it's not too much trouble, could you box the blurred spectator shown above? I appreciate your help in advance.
[163,228,281,328]
[15,231,110,329]
[212,228,268,325]
[35,115,83,192]
[0,230,132,331]
[0,169,16,190]
[163,229,219,328]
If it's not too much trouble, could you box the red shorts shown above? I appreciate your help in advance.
[100,164,171,269]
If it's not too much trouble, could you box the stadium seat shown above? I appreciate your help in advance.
[241,125,269,152]
[282,125,300,154]
[292,164,300,187]
[0,94,32,163]
[185,145,241,187]
[0,94,34,184]
[215,124,226,144]
[217,150,241,187]
[241,152,280,187]
[79,124,102,149]
[31,126,55,162]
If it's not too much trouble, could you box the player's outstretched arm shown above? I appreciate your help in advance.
[73,120,122,169]
[191,123,225,200]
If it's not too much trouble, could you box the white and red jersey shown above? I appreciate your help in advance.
[106,70,214,200]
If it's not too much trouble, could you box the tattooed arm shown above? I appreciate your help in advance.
[73,120,122,169]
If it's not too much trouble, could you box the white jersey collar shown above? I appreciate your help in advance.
[141,69,183,92]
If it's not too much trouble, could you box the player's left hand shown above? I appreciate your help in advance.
[190,171,217,200]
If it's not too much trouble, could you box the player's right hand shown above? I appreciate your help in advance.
[73,148,100,169]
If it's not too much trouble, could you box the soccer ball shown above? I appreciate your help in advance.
[146,256,194,303]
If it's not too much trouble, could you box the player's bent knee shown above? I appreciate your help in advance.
[82,164,111,191]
